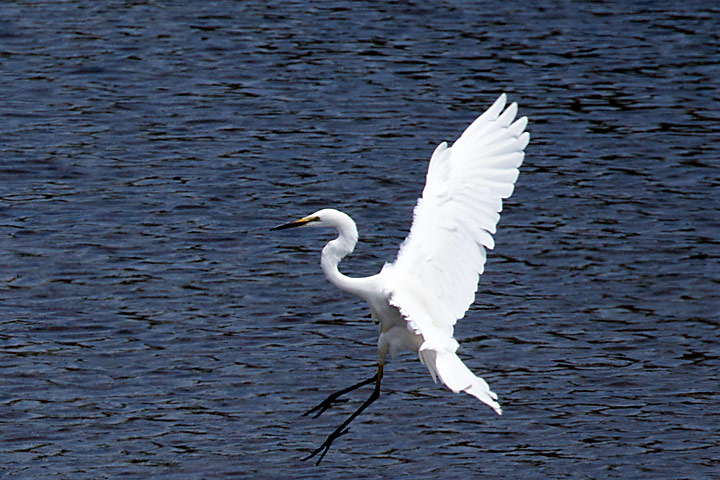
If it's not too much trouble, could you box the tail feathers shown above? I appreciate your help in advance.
[419,347,502,415]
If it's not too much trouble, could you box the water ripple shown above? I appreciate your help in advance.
[1,1,718,478]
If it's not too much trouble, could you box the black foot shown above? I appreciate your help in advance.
[302,376,376,419]
[303,393,350,418]
[301,427,350,465]
[301,368,383,465]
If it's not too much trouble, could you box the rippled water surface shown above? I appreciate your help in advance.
[2,2,719,478]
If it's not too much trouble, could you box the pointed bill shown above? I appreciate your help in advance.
[270,215,318,231]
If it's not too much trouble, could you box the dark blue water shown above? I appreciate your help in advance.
[2,2,718,478]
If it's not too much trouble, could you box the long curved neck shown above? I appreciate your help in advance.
[320,220,366,297]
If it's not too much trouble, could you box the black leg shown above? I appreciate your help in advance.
[302,364,384,465]
[303,376,377,419]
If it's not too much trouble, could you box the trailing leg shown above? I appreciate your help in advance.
[302,363,384,465]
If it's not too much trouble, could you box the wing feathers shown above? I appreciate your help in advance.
[481,136,526,157]
[495,102,518,128]
[386,93,527,413]
[508,115,528,137]
[464,167,520,184]
[461,93,507,139]
[480,151,525,169]
[391,93,528,334]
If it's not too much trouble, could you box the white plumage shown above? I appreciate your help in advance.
[273,93,529,463]
[386,94,528,413]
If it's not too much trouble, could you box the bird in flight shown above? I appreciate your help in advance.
[272,93,529,464]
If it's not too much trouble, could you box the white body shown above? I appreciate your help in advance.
[288,94,529,415]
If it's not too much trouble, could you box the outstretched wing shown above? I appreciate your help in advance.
[389,93,529,339]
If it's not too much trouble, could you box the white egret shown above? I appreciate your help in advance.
[273,93,529,464]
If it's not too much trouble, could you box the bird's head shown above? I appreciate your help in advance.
[271,208,353,231]
[272,208,360,262]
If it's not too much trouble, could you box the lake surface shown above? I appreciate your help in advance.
[1,1,718,478]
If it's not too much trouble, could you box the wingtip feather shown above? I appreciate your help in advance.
[496,102,518,127]
[518,131,530,150]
